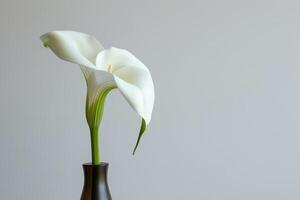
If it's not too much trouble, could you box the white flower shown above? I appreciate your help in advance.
[40,31,154,155]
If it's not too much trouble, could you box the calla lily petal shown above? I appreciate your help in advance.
[40,31,102,69]
[96,47,147,71]
[96,47,155,124]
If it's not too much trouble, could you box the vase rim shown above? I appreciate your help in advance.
[82,162,109,167]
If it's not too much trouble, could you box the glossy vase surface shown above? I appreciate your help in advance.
[81,163,112,200]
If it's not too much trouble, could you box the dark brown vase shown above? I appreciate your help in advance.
[81,163,112,200]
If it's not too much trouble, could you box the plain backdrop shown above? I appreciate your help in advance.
[1,0,300,199]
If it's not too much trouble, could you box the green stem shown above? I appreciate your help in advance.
[85,85,116,165]
[90,127,100,165]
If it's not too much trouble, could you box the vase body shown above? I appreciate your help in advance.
[81,163,112,200]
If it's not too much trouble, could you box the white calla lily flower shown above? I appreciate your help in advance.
[40,31,154,163]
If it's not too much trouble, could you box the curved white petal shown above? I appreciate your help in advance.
[96,47,155,124]
[40,31,103,69]
[41,31,155,124]
[96,47,148,72]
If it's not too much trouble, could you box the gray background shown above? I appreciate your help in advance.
[0,0,300,199]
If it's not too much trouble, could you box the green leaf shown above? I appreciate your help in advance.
[133,119,147,155]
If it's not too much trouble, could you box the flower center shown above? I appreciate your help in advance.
[108,65,113,73]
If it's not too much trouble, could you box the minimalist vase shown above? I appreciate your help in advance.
[81,163,112,200]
